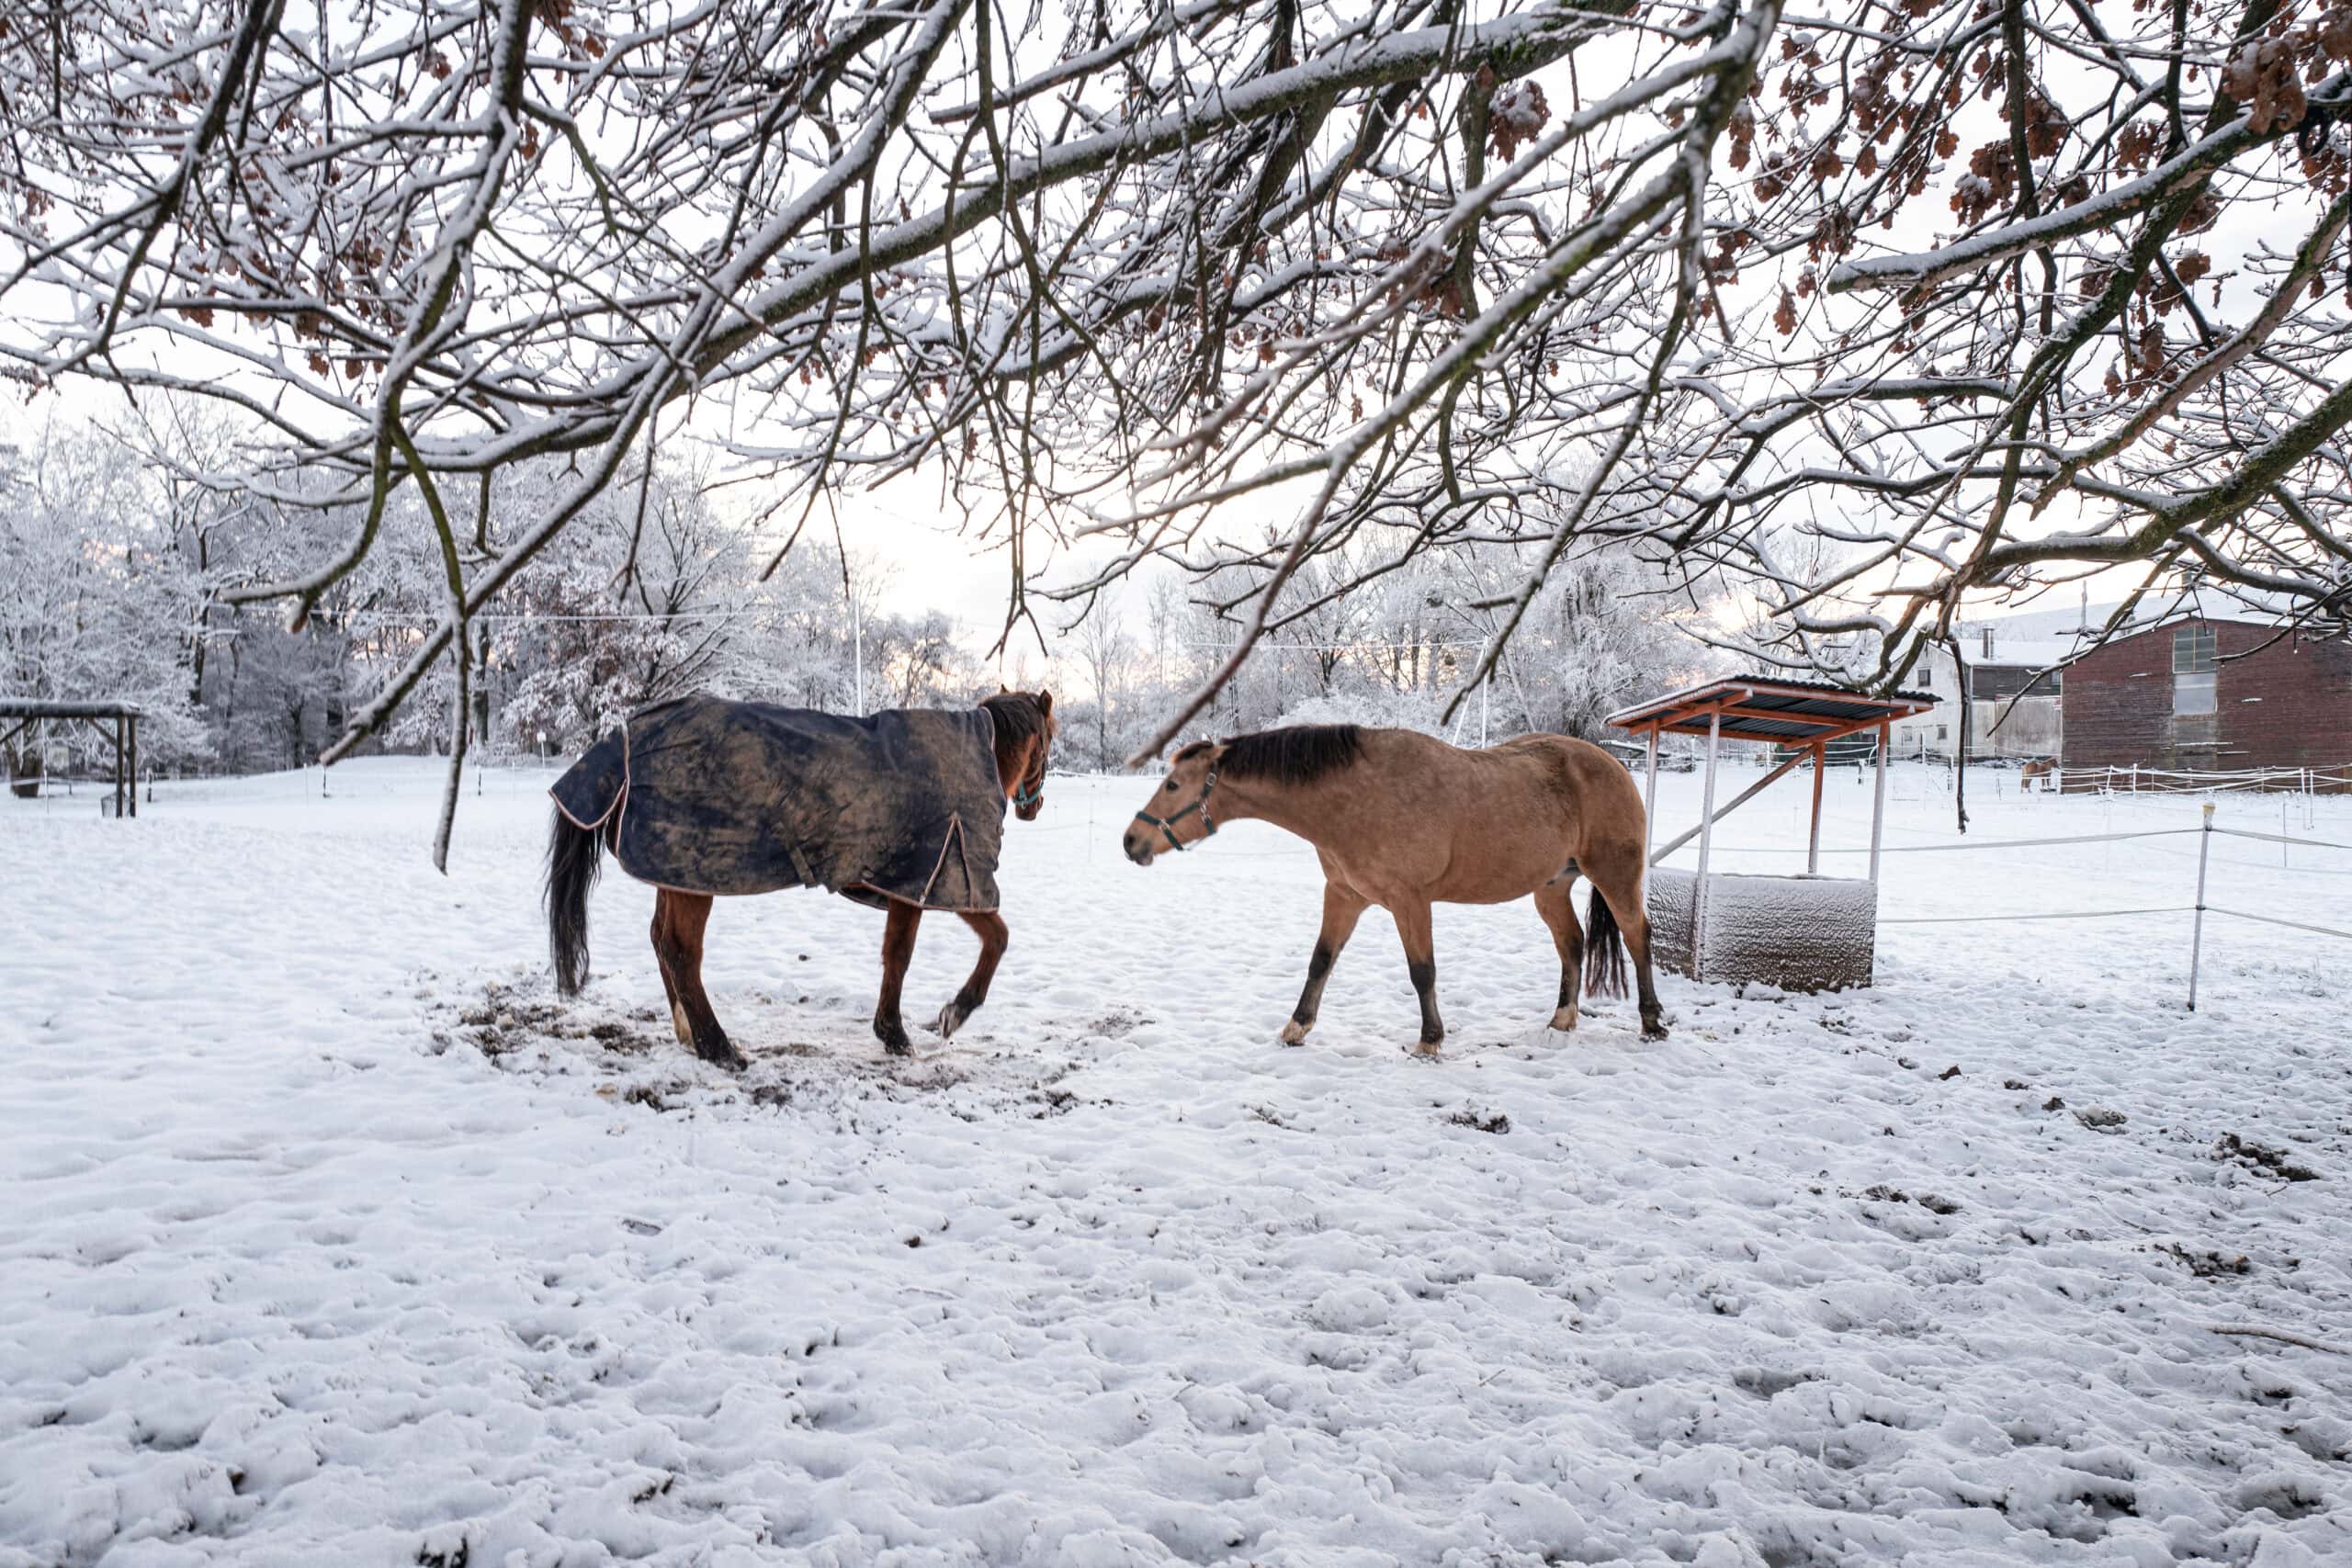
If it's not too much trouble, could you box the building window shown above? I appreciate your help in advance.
[2173,625,2216,716]
[1937,724,1949,740]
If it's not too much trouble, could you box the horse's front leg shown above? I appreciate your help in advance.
[873,900,924,1055]
[933,910,1008,1040]
[1281,882,1366,1044]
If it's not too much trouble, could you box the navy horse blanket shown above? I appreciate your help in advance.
[550,694,1005,912]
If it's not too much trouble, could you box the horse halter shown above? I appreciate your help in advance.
[1132,765,1217,852]
[1012,739,1047,810]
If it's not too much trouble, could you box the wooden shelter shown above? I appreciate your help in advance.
[1609,678,1933,990]
[0,699,145,818]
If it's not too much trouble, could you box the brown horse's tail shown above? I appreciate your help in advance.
[546,806,604,997]
[1583,886,1629,998]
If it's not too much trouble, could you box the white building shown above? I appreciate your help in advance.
[1887,613,2090,763]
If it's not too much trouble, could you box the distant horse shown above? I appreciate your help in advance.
[1123,724,1664,1051]
[2019,756,2057,793]
[545,690,1055,1066]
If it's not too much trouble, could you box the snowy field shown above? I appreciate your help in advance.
[3,755,2349,1568]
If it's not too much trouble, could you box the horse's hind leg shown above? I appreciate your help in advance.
[1585,846,1667,1041]
[1392,898,1444,1054]
[933,910,1008,1041]
[1282,882,1366,1045]
[872,900,923,1055]
[1533,875,1586,1032]
[652,891,745,1069]
[650,890,689,1043]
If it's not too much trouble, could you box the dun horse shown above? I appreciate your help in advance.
[545,690,1054,1066]
[1124,724,1664,1049]
[2018,756,2057,793]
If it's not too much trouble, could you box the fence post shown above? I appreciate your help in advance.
[2187,801,2214,1011]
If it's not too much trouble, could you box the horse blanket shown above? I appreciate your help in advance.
[550,694,1005,912]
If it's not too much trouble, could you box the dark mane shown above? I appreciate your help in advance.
[979,690,1051,747]
[1215,724,1364,786]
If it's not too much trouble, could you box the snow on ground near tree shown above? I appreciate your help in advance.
[3,757,2348,1568]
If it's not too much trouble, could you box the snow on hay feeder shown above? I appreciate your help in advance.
[1608,679,1933,992]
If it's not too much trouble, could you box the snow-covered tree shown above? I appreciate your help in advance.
[12,0,2343,781]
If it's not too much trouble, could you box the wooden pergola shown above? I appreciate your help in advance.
[0,699,145,818]
[1608,677,1933,987]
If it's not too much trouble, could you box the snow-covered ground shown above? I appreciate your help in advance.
[4,756,2348,1567]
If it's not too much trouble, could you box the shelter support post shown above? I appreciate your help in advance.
[1808,742,1825,874]
[2188,802,2213,1011]
[1650,750,1811,865]
[128,716,138,818]
[1693,712,1723,983]
[1869,721,1889,885]
[113,716,124,820]
[1643,727,1658,860]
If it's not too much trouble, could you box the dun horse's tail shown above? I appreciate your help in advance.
[1583,886,1629,998]
[546,807,604,997]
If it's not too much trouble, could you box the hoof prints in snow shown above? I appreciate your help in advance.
[433,971,1109,1127]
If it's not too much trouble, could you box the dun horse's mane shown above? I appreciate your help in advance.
[1211,724,1364,786]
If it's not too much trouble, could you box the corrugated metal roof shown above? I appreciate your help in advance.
[1607,677,1934,743]
[0,698,147,720]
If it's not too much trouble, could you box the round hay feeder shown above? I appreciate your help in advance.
[1609,678,1934,993]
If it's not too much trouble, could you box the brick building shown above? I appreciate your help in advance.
[2060,615,2352,783]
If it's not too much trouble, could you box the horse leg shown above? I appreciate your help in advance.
[1533,876,1586,1032]
[872,900,923,1055]
[1586,846,1667,1041]
[650,889,690,1043]
[1392,898,1444,1054]
[933,910,1008,1040]
[1281,882,1367,1044]
[651,891,745,1069]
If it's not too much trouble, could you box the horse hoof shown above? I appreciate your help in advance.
[873,1018,913,1055]
[933,1002,967,1040]
[1279,1018,1310,1045]
[1548,1006,1578,1032]
[1412,1035,1443,1057]
[1640,1016,1668,1042]
[698,1037,747,1071]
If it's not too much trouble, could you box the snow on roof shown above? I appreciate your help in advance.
[1948,587,2336,671]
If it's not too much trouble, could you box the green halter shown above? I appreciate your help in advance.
[1132,766,1217,852]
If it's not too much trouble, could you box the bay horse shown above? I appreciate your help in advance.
[545,690,1055,1067]
[1123,724,1665,1050]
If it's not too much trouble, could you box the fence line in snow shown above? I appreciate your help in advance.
[2051,762,2352,795]
[1656,810,2348,1008]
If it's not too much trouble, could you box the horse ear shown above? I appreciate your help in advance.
[999,682,1011,694]
[1036,689,1053,716]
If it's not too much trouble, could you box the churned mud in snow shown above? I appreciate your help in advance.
[2,761,2348,1567]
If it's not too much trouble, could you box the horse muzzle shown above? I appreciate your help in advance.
[1121,829,1156,866]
